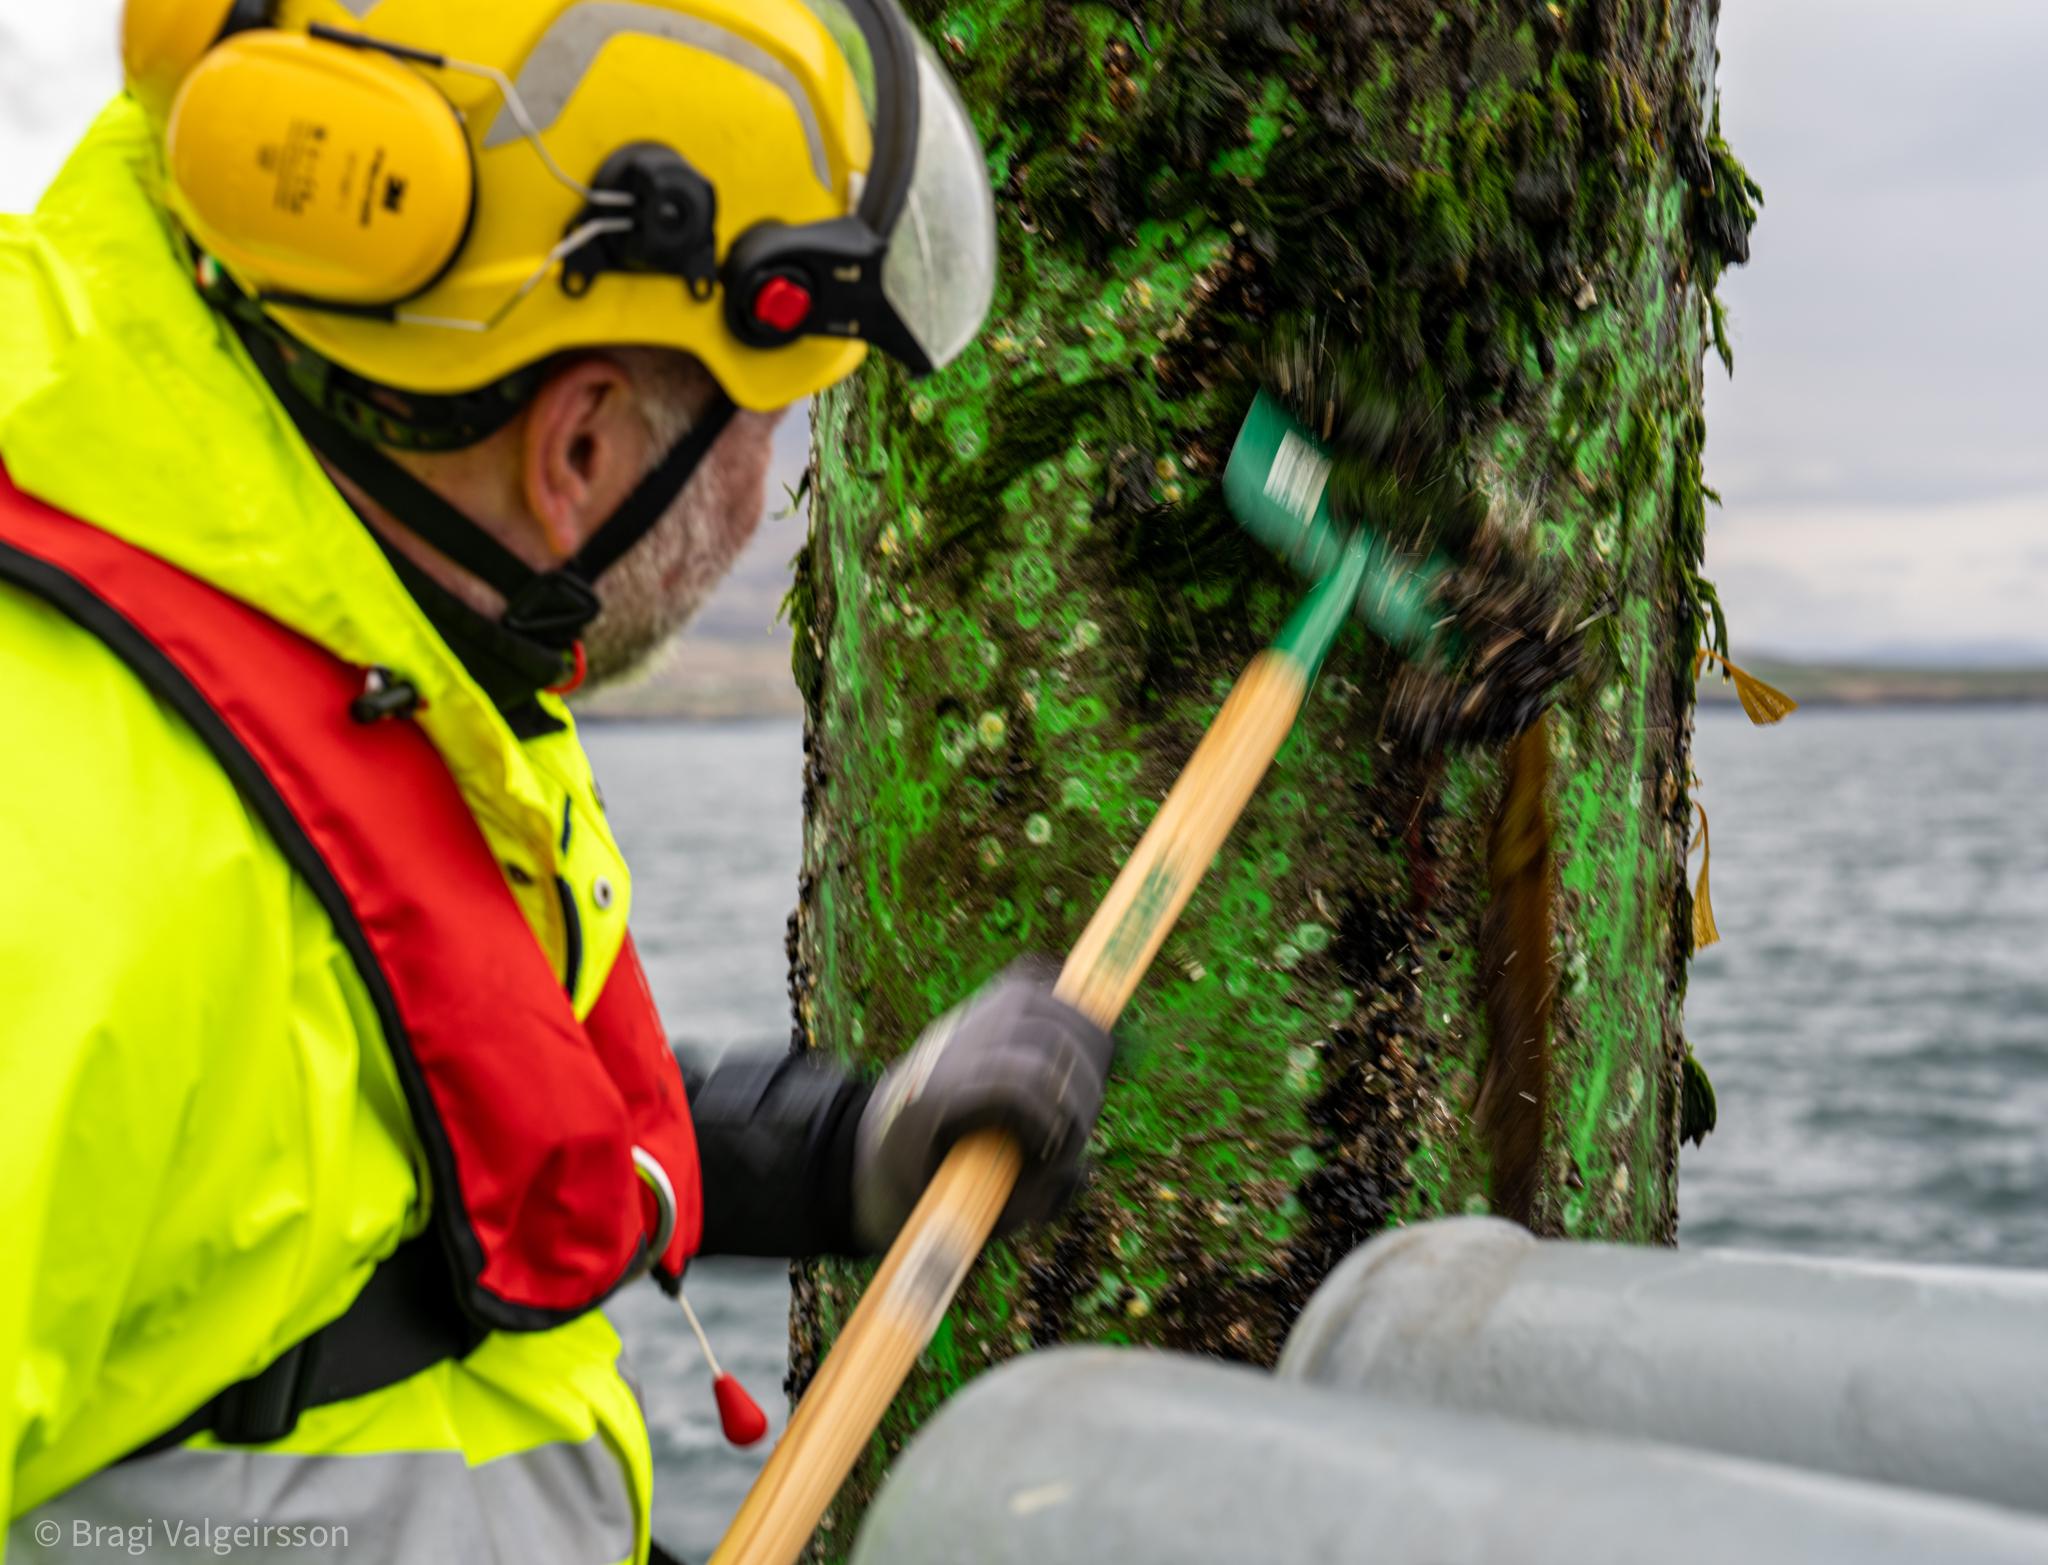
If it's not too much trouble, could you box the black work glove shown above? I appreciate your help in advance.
[853,958,1114,1250]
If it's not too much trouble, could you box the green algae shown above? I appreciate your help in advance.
[786,1,1756,1549]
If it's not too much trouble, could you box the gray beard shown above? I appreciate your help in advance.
[577,361,778,691]
[580,447,749,689]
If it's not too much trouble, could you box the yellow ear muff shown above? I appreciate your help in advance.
[164,30,476,309]
[123,0,247,124]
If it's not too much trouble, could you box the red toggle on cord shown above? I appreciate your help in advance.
[680,1292,769,1446]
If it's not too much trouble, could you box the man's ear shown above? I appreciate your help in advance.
[519,357,654,562]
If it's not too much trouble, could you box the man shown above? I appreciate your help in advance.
[1,3,1113,1561]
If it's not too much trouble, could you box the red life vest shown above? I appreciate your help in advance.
[0,465,702,1328]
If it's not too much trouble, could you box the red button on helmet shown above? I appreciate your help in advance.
[751,276,813,334]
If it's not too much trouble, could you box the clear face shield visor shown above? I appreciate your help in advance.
[725,0,996,374]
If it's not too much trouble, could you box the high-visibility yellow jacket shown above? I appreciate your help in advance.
[2,101,654,1563]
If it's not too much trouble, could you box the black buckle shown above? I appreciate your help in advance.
[211,1339,316,1446]
[502,570,602,649]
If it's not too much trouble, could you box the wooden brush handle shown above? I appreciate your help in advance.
[709,651,1313,1565]
[1052,652,1311,1026]
[708,1127,1022,1565]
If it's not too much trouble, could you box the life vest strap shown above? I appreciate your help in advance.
[125,1233,487,1459]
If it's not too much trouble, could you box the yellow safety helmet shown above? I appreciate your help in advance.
[120,0,997,655]
[122,0,998,417]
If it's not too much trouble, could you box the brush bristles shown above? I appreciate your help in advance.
[1252,322,1582,748]
[1387,515,1583,749]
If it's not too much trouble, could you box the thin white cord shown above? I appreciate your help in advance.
[434,56,633,208]
[309,27,630,210]
[397,216,634,332]
[293,26,647,336]
[677,1291,725,1379]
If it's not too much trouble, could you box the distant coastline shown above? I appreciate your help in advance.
[573,635,2048,723]
[1698,658,2048,710]
[573,638,802,723]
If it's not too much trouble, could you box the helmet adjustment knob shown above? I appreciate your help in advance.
[561,143,719,303]
[751,275,815,335]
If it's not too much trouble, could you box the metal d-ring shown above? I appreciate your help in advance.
[632,1146,678,1264]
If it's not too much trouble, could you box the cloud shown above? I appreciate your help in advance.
[1708,489,2048,662]
[1699,0,2048,655]
[0,8,123,209]
[1706,0,2048,504]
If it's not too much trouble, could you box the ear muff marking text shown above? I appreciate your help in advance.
[260,120,327,218]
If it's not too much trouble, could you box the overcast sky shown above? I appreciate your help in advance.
[3,3,2040,664]
[1706,0,2048,662]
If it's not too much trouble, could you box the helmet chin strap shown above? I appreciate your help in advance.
[235,316,736,655]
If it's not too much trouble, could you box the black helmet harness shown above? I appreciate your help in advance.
[203,0,936,667]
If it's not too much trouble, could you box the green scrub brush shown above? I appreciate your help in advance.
[1225,336,1582,748]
